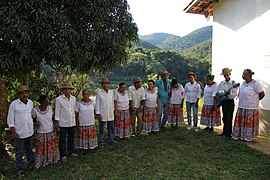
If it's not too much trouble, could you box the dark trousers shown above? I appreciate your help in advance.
[99,121,115,144]
[59,126,76,158]
[221,99,235,138]
[14,136,34,171]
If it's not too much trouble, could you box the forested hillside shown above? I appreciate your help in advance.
[140,26,212,52]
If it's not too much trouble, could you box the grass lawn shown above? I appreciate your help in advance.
[1,126,270,179]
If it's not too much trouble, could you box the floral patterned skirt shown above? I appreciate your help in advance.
[200,105,221,127]
[233,108,259,141]
[143,106,159,133]
[35,131,60,169]
[168,104,184,124]
[115,109,132,138]
[76,125,98,149]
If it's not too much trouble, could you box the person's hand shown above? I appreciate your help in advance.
[115,110,119,117]
[195,102,198,108]
[36,121,40,129]
[132,107,136,114]
[140,106,144,112]
[12,131,19,141]
[55,121,60,132]
[97,114,102,122]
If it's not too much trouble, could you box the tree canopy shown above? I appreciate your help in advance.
[0,0,138,79]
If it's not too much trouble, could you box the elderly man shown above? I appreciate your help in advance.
[128,76,145,136]
[7,85,34,177]
[55,81,77,162]
[155,71,172,129]
[96,77,115,145]
[214,68,238,141]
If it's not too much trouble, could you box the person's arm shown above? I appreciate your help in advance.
[259,91,265,100]
[54,98,61,131]
[95,93,102,122]
[7,103,19,141]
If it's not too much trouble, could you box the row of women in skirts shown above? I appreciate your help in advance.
[33,69,264,169]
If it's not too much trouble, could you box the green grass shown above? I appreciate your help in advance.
[1,126,270,179]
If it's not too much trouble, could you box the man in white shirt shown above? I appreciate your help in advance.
[55,81,77,161]
[214,68,238,141]
[96,77,115,145]
[7,85,34,177]
[128,76,145,136]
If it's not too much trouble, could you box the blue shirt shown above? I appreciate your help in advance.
[155,79,172,103]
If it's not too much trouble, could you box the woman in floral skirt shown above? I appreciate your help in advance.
[34,95,60,169]
[114,82,132,139]
[143,80,159,133]
[200,74,221,131]
[76,89,98,153]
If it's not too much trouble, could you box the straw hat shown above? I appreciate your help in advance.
[100,77,110,84]
[220,68,232,75]
[17,85,30,93]
[62,81,74,89]
[133,76,142,83]
[162,71,170,75]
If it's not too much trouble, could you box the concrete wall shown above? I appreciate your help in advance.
[212,0,270,136]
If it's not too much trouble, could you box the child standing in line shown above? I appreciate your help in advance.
[168,78,185,128]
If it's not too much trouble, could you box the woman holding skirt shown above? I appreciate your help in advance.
[76,89,98,153]
[143,80,159,133]
[233,69,265,141]
[114,82,132,139]
[33,95,60,169]
[200,74,221,131]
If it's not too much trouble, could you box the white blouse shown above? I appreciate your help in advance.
[170,84,184,105]
[145,89,158,108]
[76,100,95,126]
[184,82,201,103]
[238,80,263,109]
[114,91,129,110]
[203,83,217,105]
[33,106,54,134]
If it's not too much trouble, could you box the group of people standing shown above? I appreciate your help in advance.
[7,67,265,177]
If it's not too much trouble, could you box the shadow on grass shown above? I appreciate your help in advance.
[1,127,270,179]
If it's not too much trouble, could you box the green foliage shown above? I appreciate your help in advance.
[0,0,138,79]
[133,40,160,49]
[108,48,210,87]
[182,38,212,61]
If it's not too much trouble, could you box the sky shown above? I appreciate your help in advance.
[127,0,212,37]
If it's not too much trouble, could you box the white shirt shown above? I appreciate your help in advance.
[128,86,145,108]
[214,79,237,100]
[184,82,201,103]
[33,106,54,134]
[55,95,76,127]
[114,91,129,110]
[145,89,158,108]
[95,89,114,122]
[7,99,34,138]
[76,100,95,126]
[238,80,263,109]
[203,83,218,105]
[170,84,184,105]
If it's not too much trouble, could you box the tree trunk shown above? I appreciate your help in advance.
[21,71,30,85]
[0,75,9,158]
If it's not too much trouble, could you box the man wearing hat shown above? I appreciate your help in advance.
[155,71,172,129]
[128,76,145,136]
[7,85,34,177]
[55,81,77,161]
[214,68,238,141]
[96,77,116,144]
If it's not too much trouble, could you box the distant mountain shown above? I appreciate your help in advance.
[139,33,180,47]
[182,38,212,61]
[140,26,212,53]
[133,40,160,49]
